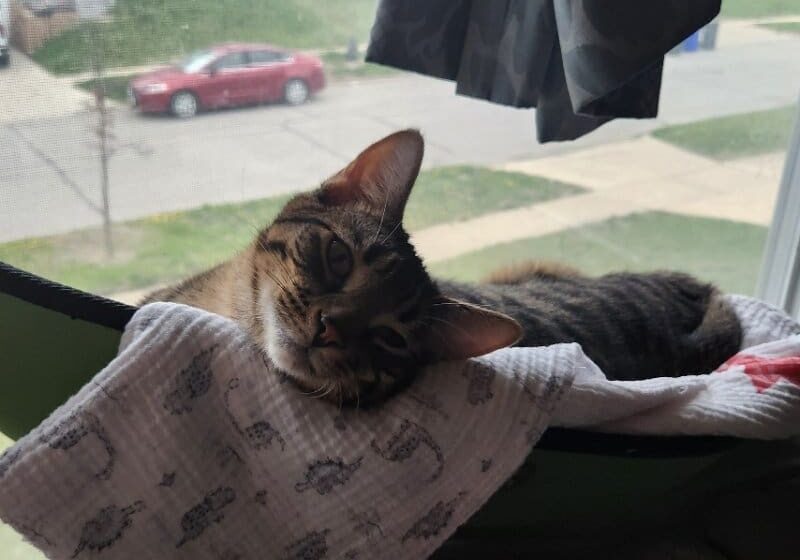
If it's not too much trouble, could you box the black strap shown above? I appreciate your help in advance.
[0,260,136,331]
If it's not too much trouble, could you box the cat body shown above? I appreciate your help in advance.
[442,269,740,381]
[143,130,741,404]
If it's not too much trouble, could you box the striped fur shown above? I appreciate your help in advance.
[143,129,742,405]
[442,269,742,381]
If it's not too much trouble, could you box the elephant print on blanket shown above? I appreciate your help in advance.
[401,492,467,543]
[163,345,217,414]
[371,419,444,482]
[224,378,286,451]
[284,529,330,560]
[72,501,145,558]
[294,456,363,495]
[40,411,115,480]
[176,487,236,548]
[463,362,496,405]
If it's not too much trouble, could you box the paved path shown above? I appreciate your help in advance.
[0,49,93,124]
[410,137,785,263]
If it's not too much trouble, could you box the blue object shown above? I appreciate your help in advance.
[683,31,700,52]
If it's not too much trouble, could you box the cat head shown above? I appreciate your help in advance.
[253,130,521,406]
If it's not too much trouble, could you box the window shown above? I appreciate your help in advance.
[249,49,287,66]
[177,49,217,73]
[213,51,248,70]
[2,2,800,555]
[0,4,795,305]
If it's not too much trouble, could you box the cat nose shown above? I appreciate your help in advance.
[313,313,344,348]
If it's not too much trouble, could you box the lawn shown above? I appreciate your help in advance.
[76,74,133,102]
[320,51,399,81]
[0,166,583,296]
[720,0,800,19]
[34,0,378,74]
[651,105,797,160]
[760,21,800,35]
[430,211,767,296]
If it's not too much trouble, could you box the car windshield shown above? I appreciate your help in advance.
[177,49,217,73]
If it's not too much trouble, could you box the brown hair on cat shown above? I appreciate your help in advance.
[143,129,742,404]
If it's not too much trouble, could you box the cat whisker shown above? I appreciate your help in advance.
[301,381,331,398]
[379,219,402,244]
[371,193,390,246]
[430,301,498,314]
[311,383,334,400]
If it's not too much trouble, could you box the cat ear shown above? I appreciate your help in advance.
[319,129,424,223]
[426,297,522,361]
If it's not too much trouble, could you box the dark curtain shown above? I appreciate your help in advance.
[366,0,721,142]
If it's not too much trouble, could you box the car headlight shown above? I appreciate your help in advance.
[141,83,168,94]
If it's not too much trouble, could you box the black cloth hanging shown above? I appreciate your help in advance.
[366,0,720,142]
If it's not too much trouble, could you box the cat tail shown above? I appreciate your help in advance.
[482,261,583,285]
[686,292,743,373]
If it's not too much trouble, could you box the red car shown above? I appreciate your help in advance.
[129,43,325,118]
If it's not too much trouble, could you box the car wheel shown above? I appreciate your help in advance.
[170,91,198,118]
[0,53,9,67]
[284,79,309,106]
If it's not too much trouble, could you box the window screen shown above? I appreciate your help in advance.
[2,1,800,555]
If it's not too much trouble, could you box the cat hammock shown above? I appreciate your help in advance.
[2,260,800,558]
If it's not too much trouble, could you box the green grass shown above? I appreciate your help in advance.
[760,21,800,34]
[402,166,584,231]
[721,0,800,18]
[0,166,583,295]
[652,105,797,160]
[34,0,378,74]
[319,51,399,80]
[76,74,135,102]
[430,211,767,296]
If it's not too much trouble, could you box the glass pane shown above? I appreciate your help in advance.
[2,1,800,555]
[214,51,247,69]
[250,49,281,65]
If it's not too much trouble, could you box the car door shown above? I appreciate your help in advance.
[247,49,290,102]
[203,51,252,107]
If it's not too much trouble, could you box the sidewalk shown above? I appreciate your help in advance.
[0,49,93,124]
[716,15,800,48]
[411,136,782,263]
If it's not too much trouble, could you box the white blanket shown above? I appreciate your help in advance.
[0,295,798,559]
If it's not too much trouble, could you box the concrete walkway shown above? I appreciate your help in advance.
[0,49,93,124]
[716,16,800,48]
[411,136,783,263]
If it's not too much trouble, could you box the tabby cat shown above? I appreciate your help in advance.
[143,130,742,406]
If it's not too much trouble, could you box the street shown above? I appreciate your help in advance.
[1,33,800,242]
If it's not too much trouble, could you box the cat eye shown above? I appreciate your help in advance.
[326,238,352,279]
[370,326,407,350]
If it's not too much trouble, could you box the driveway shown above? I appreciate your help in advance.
[0,48,93,124]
